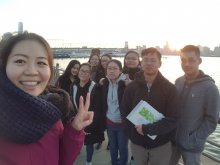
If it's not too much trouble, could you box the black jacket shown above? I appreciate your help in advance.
[92,78,126,132]
[55,75,79,93]
[120,71,179,149]
[91,65,106,83]
[69,81,104,145]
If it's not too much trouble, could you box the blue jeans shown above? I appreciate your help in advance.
[86,144,94,162]
[107,124,128,165]
[170,144,201,165]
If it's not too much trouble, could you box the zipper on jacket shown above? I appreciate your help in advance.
[147,83,152,99]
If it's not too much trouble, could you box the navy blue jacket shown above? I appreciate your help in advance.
[120,71,179,149]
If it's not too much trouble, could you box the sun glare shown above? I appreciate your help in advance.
[0,0,220,49]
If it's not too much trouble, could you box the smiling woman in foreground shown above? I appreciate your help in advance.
[0,32,93,165]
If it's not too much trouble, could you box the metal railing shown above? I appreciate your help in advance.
[203,125,220,163]
[50,67,64,85]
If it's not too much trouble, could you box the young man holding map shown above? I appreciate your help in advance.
[120,47,179,165]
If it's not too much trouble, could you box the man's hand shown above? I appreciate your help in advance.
[135,125,144,136]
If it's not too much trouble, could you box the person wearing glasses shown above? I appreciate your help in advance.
[91,59,129,165]
[121,50,141,164]
[70,63,104,165]
[120,48,179,165]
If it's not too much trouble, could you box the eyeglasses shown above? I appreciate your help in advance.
[90,58,99,62]
[180,58,198,65]
[107,67,119,71]
[125,57,139,61]
[141,59,158,64]
[101,59,110,63]
[79,69,90,74]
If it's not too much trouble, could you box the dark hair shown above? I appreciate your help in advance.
[0,32,53,74]
[123,50,140,67]
[79,63,92,72]
[101,53,112,60]
[107,59,122,71]
[63,60,80,78]
[88,48,101,64]
[90,48,100,56]
[88,54,100,64]
[125,50,139,58]
[141,47,162,60]
[181,45,200,56]
[62,60,80,80]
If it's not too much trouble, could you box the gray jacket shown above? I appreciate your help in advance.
[175,71,220,152]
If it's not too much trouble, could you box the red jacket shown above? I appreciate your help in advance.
[0,120,84,165]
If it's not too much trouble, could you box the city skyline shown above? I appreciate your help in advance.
[0,0,220,49]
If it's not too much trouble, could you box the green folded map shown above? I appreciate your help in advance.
[139,107,156,123]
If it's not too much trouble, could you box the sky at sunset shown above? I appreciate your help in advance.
[0,0,220,49]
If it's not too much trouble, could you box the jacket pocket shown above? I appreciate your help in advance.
[176,127,206,151]
[188,131,206,149]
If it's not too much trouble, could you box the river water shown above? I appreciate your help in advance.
[54,55,220,161]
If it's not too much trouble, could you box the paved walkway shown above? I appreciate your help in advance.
[74,137,219,165]
[74,132,133,165]
[74,138,114,165]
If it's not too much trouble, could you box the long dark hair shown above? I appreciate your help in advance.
[62,60,80,79]
[123,50,140,69]
[0,32,53,75]
[122,50,140,80]
[101,53,112,61]
[88,48,101,66]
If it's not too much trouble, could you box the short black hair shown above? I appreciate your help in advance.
[181,45,200,56]
[125,50,139,58]
[101,53,112,60]
[79,63,92,72]
[106,59,122,71]
[90,48,100,56]
[141,47,162,60]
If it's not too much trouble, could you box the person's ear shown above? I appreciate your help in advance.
[158,61,162,68]
[199,57,202,64]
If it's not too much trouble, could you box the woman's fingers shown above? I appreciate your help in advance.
[78,93,90,113]
[84,93,90,111]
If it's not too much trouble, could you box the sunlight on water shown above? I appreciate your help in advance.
[54,55,220,88]
[206,125,220,161]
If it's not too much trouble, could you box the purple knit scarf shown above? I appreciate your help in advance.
[0,70,61,144]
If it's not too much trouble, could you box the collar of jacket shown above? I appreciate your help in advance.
[135,70,167,86]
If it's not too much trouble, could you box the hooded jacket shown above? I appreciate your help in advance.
[91,73,127,132]
[174,70,220,152]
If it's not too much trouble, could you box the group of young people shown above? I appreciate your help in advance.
[55,42,220,165]
[0,32,219,165]
[0,32,93,165]
[56,47,141,165]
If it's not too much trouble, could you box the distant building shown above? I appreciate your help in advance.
[136,45,147,53]
[213,46,220,56]
[18,22,23,33]
[124,41,128,50]
[2,32,12,40]
[198,45,211,56]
